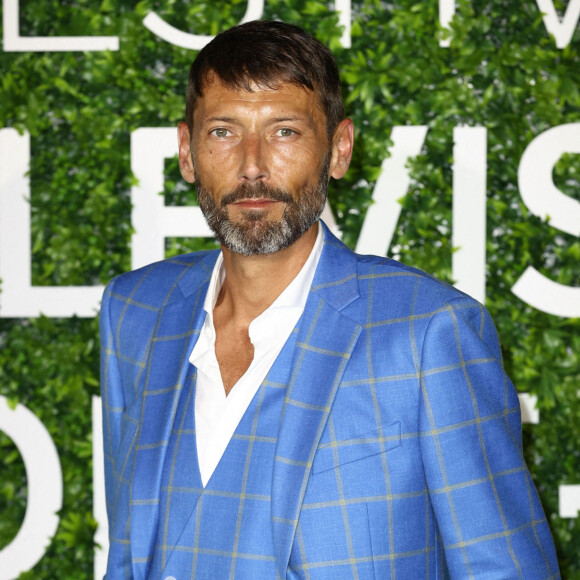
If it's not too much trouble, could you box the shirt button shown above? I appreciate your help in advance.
[164,576,176,580]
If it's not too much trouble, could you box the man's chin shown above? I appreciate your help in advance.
[234,209,279,223]
[225,203,289,229]
[216,217,296,256]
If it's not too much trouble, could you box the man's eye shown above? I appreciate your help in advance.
[276,128,296,137]
[211,128,230,137]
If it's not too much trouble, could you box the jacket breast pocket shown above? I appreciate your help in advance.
[312,421,401,475]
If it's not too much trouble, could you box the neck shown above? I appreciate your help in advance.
[216,222,319,325]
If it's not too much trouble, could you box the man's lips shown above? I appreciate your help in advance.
[229,198,283,209]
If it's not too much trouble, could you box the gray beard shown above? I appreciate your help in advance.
[196,157,329,256]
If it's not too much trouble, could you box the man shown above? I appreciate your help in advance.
[100,20,559,579]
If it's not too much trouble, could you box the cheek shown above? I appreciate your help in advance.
[196,148,226,176]
[277,158,323,191]
[273,144,326,178]
[194,150,241,192]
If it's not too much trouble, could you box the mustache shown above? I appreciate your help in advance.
[220,182,294,207]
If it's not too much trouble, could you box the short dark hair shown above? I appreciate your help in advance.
[185,20,344,140]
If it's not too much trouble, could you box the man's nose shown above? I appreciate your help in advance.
[238,134,269,182]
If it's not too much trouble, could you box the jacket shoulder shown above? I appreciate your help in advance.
[104,250,219,307]
[352,251,498,356]
[319,223,479,318]
[355,252,469,309]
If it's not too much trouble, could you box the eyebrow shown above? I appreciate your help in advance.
[202,114,311,126]
[203,116,238,125]
[270,115,308,123]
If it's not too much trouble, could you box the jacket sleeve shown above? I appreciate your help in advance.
[100,279,123,532]
[418,296,560,578]
[99,278,134,579]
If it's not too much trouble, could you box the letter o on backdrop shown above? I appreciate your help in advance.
[0,396,62,580]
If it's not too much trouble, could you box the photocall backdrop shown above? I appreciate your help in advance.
[0,0,579,577]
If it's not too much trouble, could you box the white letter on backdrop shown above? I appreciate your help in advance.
[335,0,352,48]
[518,393,540,424]
[92,396,108,580]
[2,0,119,51]
[536,0,580,49]
[0,129,104,318]
[439,0,455,47]
[142,0,264,50]
[0,397,63,580]
[452,126,487,304]
[131,128,214,269]
[513,123,580,318]
[559,485,580,518]
[355,126,428,257]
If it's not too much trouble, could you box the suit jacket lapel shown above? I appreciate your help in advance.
[129,253,217,578]
[271,223,363,577]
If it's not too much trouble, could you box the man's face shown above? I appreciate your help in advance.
[178,80,336,255]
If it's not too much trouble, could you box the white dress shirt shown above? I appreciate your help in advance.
[189,224,324,486]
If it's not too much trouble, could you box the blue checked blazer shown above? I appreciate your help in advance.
[100,221,559,579]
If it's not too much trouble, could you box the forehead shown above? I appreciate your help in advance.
[193,79,326,125]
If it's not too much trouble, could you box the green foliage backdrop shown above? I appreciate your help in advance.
[0,0,579,577]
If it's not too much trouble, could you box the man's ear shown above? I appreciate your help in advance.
[329,118,354,180]
[177,121,196,183]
